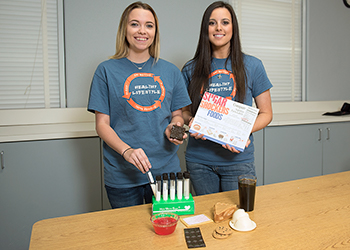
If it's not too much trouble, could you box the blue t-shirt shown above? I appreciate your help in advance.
[182,54,272,165]
[88,57,191,188]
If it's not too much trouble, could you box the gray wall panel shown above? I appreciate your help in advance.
[64,0,213,107]
[307,0,350,101]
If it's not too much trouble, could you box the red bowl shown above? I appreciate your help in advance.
[150,213,179,235]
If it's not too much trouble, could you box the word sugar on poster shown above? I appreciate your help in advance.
[189,92,259,152]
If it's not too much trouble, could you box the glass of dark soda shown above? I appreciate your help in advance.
[238,174,257,212]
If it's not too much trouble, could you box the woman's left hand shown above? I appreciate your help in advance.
[165,122,187,145]
[222,138,251,153]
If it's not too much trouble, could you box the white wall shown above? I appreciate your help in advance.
[307,0,350,101]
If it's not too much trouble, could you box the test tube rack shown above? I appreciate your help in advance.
[152,194,195,215]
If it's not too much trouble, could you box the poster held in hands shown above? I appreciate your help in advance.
[189,92,259,152]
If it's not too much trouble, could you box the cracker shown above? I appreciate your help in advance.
[181,214,213,227]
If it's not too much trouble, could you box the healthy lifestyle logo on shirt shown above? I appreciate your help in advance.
[208,69,236,100]
[122,73,166,112]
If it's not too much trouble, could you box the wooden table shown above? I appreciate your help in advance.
[29,171,350,249]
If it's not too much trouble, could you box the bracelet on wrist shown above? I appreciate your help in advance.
[121,147,132,158]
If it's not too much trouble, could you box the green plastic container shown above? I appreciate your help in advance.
[152,194,195,215]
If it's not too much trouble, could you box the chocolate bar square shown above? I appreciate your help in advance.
[170,125,185,141]
[184,227,206,248]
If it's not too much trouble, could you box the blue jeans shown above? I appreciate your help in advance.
[186,161,256,195]
[105,184,153,209]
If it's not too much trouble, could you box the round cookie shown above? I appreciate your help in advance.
[212,230,230,239]
[215,225,233,235]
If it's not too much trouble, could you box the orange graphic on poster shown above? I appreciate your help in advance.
[122,73,166,112]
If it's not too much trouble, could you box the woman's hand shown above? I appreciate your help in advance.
[189,131,207,140]
[222,138,251,153]
[187,116,207,140]
[165,109,187,145]
[122,148,152,174]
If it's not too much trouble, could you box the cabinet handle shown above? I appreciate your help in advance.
[0,151,4,170]
[326,127,330,140]
[318,128,322,141]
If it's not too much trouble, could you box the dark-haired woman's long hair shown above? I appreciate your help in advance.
[185,1,246,115]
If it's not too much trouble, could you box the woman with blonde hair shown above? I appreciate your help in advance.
[88,1,191,208]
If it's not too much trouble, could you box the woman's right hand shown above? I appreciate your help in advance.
[188,117,207,140]
[189,132,207,140]
[123,148,152,174]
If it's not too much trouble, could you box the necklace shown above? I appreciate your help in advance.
[130,59,148,70]
[212,59,222,79]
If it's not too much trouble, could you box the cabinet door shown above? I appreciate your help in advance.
[0,137,101,250]
[264,124,322,184]
[101,139,112,210]
[322,122,350,174]
[253,129,264,186]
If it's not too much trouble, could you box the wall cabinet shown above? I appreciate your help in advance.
[322,122,350,174]
[264,122,350,184]
[253,130,264,186]
[0,137,101,250]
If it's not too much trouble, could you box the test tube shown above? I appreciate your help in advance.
[162,173,168,201]
[146,171,156,196]
[177,172,183,200]
[156,175,162,202]
[183,171,190,199]
[170,172,176,200]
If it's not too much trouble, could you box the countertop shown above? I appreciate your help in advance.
[29,171,350,249]
[0,108,97,143]
[1,100,349,143]
[269,100,350,126]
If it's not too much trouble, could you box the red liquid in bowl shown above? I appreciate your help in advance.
[153,217,177,235]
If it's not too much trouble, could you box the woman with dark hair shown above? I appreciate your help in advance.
[182,1,272,195]
[88,2,191,208]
